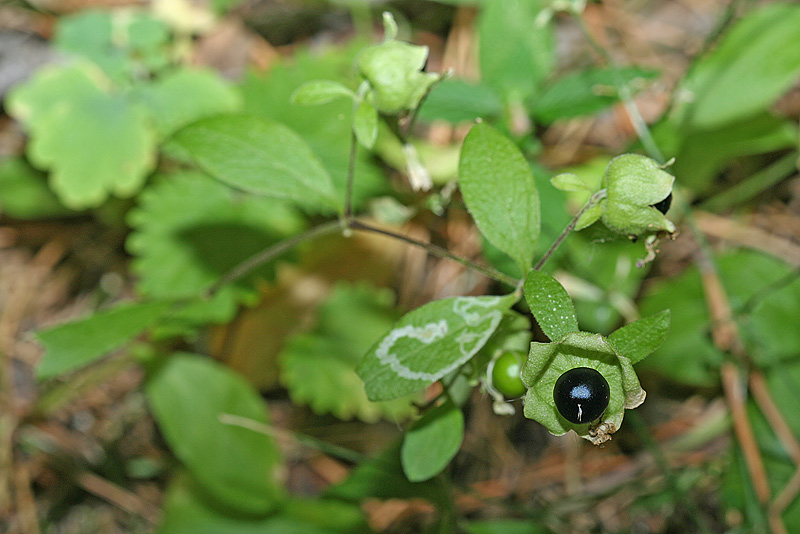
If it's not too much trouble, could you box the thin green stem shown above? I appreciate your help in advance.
[533,189,607,271]
[349,219,520,288]
[345,128,358,221]
[572,13,664,163]
[209,216,521,297]
[219,414,365,464]
[207,220,343,296]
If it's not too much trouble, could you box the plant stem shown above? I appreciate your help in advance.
[209,216,522,297]
[349,219,520,288]
[207,220,343,295]
[572,13,664,163]
[533,189,607,271]
[344,129,358,221]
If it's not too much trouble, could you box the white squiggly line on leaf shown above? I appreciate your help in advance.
[376,321,449,380]
[375,297,505,381]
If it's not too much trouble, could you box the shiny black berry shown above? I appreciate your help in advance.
[553,367,610,424]
[651,192,672,215]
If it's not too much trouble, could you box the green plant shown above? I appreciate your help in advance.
[5,1,800,532]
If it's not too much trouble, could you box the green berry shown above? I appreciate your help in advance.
[489,351,527,398]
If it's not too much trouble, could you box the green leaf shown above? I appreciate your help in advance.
[36,300,170,379]
[352,99,378,149]
[550,173,591,192]
[239,48,388,211]
[291,80,354,105]
[357,293,517,401]
[534,66,659,123]
[478,0,553,101]
[159,471,365,534]
[523,270,579,341]
[126,171,305,329]
[574,203,603,231]
[638,250,800,385]
[54,10,129,83]
[463,519,552,534]
[325,440,449,506]
[54,10,171,81]
[608,310,670,364]
[169,114,341,213]
[132,68,241,138]
[676,3,800,130]
[146,354,282,515]
[669,113,798,193]
[417,79,503,123]
[0,157,72,219]
[280,283,418,422]
[401,401,464,482]
[6,63,157,209]
[459,123,541,272]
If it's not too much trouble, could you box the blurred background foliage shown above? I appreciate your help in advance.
[1,0,800,533]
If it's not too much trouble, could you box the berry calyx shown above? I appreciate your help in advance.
[553,367,610,424]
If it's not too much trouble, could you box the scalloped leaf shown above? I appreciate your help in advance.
[146,354,282,515]
[357,293,518,401]
[608,310,671,364]
[523,270,579,341]
[280,283,418,422]
[0,157,71,219]
[131,67,241,138]
[126,171,305,329]
[7,63,157,208]
[169,114,341,213]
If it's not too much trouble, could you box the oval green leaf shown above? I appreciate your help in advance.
[678,3,800,130]
[523,270,579,341]
[36,300,171,379]
[357,294,517,401]
[291,80,354,106]
[169,114,341,213]
[146,354,283,515]
[353,98,378,149]
[608,310,671,364]
[459,123,540,272]
[401,401,464,482]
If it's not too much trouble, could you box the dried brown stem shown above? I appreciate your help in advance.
[720,363,771,505]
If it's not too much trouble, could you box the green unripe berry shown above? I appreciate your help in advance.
[489,351,527,398]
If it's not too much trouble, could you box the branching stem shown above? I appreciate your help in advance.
[207,220,342,295]
[349,219,520,288]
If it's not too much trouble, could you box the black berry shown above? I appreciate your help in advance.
[553,367,610,424]
[651,192,672,215]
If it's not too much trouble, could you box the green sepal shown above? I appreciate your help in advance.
[600,154,676,238]
[521,331,644,445]
[356,37,438,114]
